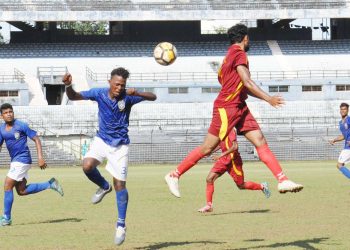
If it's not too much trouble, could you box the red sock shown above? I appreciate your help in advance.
[206,182,214,205]
[175,147,205,176]
[243,181,263,190]
[256,144,288,183]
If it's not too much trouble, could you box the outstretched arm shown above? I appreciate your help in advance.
[330,135,345,145]
[62,73,85,101]
[32,136,47,169]
[126,88,157,101]
[237,65,284,108]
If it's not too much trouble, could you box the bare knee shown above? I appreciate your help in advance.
[200,144,217,156]
[16,190,27,196]
[83,158,99,172]
[337,163,344,169]
[113,178,126,191]
[244,130,267,148]
[206,176,215,183]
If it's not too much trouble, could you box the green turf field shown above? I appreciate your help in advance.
[0,161,348,250]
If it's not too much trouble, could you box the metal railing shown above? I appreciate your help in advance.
[86,68,350,83]
[37,66,68,85]
[0,68,25,84]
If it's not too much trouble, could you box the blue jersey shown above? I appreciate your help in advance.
[0,119,37,164]
[80,88,144,147]
[339,116,350,149]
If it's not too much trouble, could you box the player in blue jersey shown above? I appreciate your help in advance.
[0,103,64,226]
[62,67,156,245]
[330,102,350,179]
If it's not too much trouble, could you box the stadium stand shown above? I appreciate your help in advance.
[278,39,350,54]
[0,41,271,58]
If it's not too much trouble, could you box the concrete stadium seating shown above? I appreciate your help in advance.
[278,40,350,55]
[0,41,271,58]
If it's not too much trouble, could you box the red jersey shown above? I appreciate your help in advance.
[219,129,239,165]
[214,44,249,107]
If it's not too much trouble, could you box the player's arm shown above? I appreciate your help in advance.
[126,88,157,101]
[212,141,238,161]
[62,73,85,101]
[237,65,284,108]
[31,135,47,169]
[330,135,345,145]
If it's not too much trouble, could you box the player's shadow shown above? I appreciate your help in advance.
[230,237,331,250]
[18,217,84,225]
[136,240,225,250]
[209,209,272,216]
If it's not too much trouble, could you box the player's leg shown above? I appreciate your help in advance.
[165,106,233,197]
[165,133,220,198]
[244,129,303,193]
[1,177,16,226]
[230,152,271,197]
[105,144,129,245]
[337,150,350,178]
[113,178,127,245]
[198,171,221,213]
[15,177,63,197]
[83,137,111,204]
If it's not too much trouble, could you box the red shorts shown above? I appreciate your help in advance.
[208,104,260,140]
[211,152,244,186]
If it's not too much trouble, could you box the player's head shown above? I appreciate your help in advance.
[0,103,14,123]
[109,67,130,98]
[227,24,249,52]
[340,102,349,118]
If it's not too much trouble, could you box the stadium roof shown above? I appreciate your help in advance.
[0,0,349,21]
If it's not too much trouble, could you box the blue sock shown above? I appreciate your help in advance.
[339,167,350,179]
[116,189,128,228]
[3,190,14,220]
[25,181,50,194]
[84,168,109,190]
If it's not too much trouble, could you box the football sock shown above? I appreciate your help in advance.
[116,189,128,228]
[176,147,206,176]
[3,190,13,220]
[256,144,288,183]
[206,182,214,205]
[84,167,110,190]
[339,166,350,179]
[243,182,263,190]
[25,182,50,194]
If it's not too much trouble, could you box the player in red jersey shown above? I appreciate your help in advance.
[198,129,270,213]
[165,23,303,197]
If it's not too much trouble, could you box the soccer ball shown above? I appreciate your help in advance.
[153,42,177,66]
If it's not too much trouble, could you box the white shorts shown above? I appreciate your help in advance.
[7,162,31,181]
[84,136,129,181]
[338,149,350,164]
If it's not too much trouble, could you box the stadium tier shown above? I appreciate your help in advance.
[0,41,271,58]
[2,40,350,59]
[278,39,350,54]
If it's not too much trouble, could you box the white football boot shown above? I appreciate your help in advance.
[278,180,303,193]
[165,173,181,198]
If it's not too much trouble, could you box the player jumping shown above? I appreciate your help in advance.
[198,129,270,213]
[63,68,156,245]
[0,103,63,226]
[165,23,303,198]
[329,102,350,179]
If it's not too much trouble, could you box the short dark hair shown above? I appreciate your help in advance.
[227,24,248,44]
[340,102,349,109]
[0,103,13,114]
[110,67,130,80]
